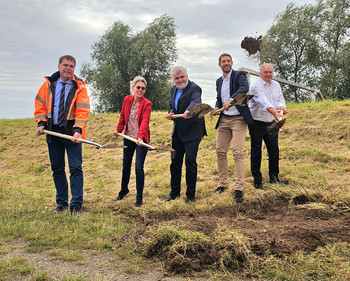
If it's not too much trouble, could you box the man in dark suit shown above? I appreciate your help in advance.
[211,53,253,203]
[165,66,207,203]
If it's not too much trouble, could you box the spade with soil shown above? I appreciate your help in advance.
[172,103,213,119]
[212,93,253,115]
[267,110,286,134]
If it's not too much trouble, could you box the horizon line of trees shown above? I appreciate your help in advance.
[82,0,349,112]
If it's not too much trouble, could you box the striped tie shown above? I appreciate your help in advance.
[57,82,66,126]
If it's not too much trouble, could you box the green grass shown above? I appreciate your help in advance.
[0,100,349,280]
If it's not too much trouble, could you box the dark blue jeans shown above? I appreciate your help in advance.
[170,132,201,200]
[47,127,83,209]
[248,120,279,184]
[120,138,148,201]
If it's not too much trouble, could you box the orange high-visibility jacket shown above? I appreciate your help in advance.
[34,71,90,139]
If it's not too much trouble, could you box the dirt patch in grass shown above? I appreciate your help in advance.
[119,196,350,273]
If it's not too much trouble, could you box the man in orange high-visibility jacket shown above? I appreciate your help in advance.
[34,55,90,216]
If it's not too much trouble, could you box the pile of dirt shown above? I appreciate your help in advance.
[241,35,262,55]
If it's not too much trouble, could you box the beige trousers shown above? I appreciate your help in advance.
[216,115,248,191]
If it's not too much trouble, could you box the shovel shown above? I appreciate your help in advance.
[172,103,213,119]
[116,132,174,152]
[267,110,286,134]
[212,93,253,115]
[43,129,103,148]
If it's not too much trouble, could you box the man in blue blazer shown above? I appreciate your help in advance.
[165,66,207,203]
[211,53,253,203]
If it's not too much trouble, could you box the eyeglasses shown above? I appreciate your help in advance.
[136,86,146,90]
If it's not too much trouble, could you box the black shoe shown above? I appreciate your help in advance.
[270,176,280,184]
[185,197,196,204]
[164,195,180,202]
[254,183,263,190]
[214,186,227,193]
[116,190,129,201]
[51,206,68,214]
[135,200,143,207]
[70,206,81,217]
[234,190,244,203]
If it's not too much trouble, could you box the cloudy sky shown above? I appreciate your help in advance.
[1,0,316,119]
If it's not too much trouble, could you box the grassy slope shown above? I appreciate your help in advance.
[0,100,349,280]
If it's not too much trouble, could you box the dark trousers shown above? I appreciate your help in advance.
[170,131,201,200]
[47,127,83,209]
[120,138,148,201]
[248,120,279,184]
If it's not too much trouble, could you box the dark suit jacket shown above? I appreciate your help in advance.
[215,70,254,129]
[169,80,207,143]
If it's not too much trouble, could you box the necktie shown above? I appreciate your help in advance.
[57,82,66,126]
[174,89,182,111]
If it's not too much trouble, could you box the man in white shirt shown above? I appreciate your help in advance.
[249,63,288,189]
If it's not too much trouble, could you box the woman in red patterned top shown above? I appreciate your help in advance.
[113,76,153,207]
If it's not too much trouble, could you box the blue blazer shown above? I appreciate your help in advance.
[169,80,207,143]
[215,70,254,129]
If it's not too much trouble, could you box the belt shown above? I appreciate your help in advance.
[222,113,241,117]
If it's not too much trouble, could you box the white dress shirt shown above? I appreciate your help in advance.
[221,70,240,116]
[249,77,286,122]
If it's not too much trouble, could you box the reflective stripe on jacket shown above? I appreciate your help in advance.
[34,71,90,139]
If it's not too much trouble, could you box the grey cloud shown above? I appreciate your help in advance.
[1,0,316,118]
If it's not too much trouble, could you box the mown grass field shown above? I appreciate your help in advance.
[0,100,349,281]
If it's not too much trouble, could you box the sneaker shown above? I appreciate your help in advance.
[70,206,81,217]
[135,200,143,207]
[51,206,67,214]
[234,190,244,203]
[214,186,227,193]
[116,190,129,201]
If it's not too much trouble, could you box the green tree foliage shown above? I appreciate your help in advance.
[257,0,350,101]
[81,15,177,112]
[318,0,350,99]
[258,3,322,101]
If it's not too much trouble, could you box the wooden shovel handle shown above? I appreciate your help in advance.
[172,114,185,118]
[117,132,155,150]
[43,129,81,142]
[43,130,103,148]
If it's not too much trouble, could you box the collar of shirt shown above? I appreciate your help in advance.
[221,69,239,115]
[222,69,232,81]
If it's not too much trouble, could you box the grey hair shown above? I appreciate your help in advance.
[170,66,188,78]
[131,76,147,87]
[260,63,275,72]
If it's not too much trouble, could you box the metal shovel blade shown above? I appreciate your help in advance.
[187,103,213,118]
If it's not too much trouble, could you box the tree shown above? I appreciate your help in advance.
[81,15,177,112]
[318,0,350,99]
[258,3,323,102]
[255,0,350,101]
